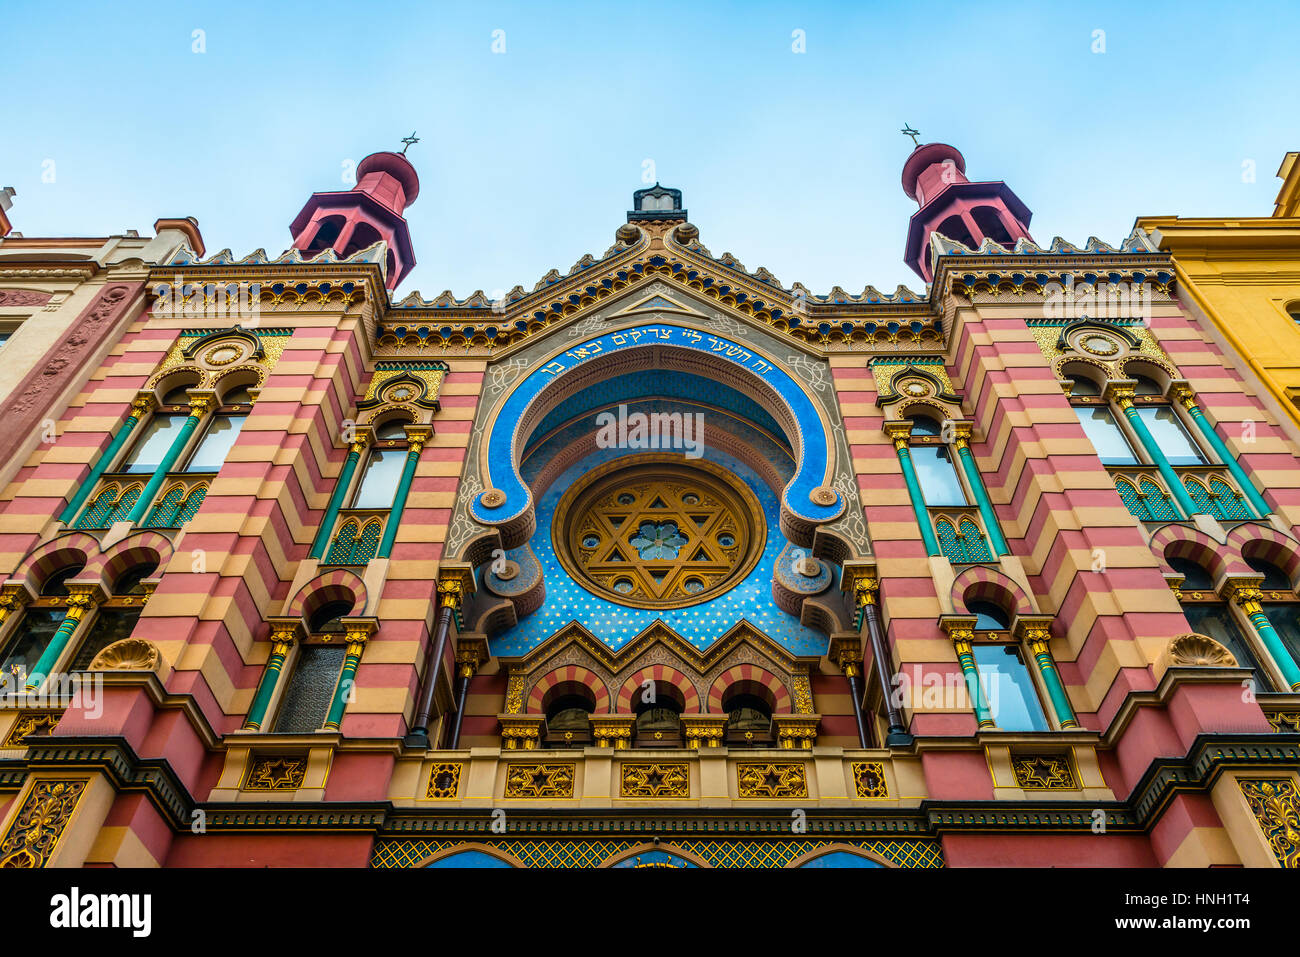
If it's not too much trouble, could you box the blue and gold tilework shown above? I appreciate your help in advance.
[487,403,833,658]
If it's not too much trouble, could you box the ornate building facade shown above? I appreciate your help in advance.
[0,144,1297,870]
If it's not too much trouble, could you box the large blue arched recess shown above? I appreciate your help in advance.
[425,849,515,868]
[471,324,841,526]
[798,850,885,868]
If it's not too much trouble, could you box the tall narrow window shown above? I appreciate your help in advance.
[352,448,405,509]
[912,445,967,506]
[272,645,347,733]
[0,564,85,690]
[119,415,186,473]
[972,644,1049,732]
[185,414,244,472]
[0,609,63,691]
[1171,556,1270,689]
[1245,556,1300,675]
[1073,406,1138,465]
[907,415,968,506]
[69,563,155,671]
[1135,406,1206,465]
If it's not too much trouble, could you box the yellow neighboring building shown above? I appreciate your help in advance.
[1139,152,1300,440]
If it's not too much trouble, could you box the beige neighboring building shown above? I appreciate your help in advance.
[1137,151,1300,443]
[0,205,203,491]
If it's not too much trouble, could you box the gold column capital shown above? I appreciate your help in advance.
[130,393,158,417]
[1013,614,1056,654]
[405,428,432,454]
[436,565,476,609]
[339,617,379,655]
[61,588,101,621]
[1223,578,1266,613]
[264,616,305,655]
[1106,384,1136,408]
[187,395,214,416]
[938,615,978,654]
[883,421,913,449]
[1173,386,1198,411]
[830,634,863,676]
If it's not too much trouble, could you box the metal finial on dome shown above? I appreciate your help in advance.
[400,131,420,155]
[901,124,920,147]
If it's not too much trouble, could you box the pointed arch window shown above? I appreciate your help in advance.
[323,518,382,565]
[1114,476,1179,521]
[76,483,144,529]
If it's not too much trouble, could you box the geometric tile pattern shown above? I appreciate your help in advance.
[370,837,944,868]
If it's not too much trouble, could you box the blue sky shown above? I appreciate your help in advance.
[1,0,1295,299]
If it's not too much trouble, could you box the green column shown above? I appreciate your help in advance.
[124,397,210,525]
[1175,389,1270,518]
[1115,392,1197,518]
[323,627,371,731]
[59,396,154,524]
[25,591,96,690]
[1024,629,1079,728]
[951,631,995,728]
[1231,585,1300,691]
[954,431,1010,556]
[888,426,941,556]
[309,440,367,559]
[243,626,297,731]
[376,432,427,559]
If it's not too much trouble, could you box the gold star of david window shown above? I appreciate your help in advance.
[552,454,766,609]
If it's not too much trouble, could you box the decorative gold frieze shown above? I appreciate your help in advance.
[504,672,525,715]
[682,714,726,749]
[3,710,62,747]
[364,363,447,403]
[792,672,814,715]
[851,761,889,798]
[0,778,88,868]
[499,715,544,750]
[737,762,808,799]
[425,763,462,799]
[504,764,575,799]
[1010,752,1078,790]
[773,715,819,749]
[620,763,690,798]
[1238,778,1300,868]
[243,753,308,791]
[591,716,635,749]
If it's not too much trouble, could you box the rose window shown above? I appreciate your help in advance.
[552,455,765,609]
